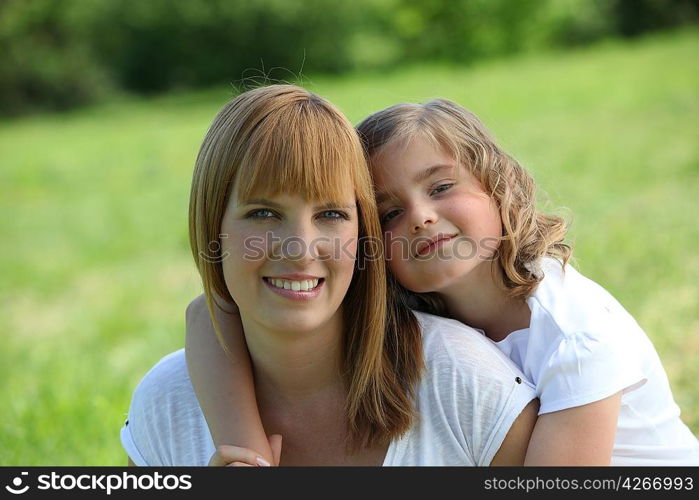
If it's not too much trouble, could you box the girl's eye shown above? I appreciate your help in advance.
[318,210,350,221]
[247,209,278,219]
[380,209,402,225]
[431,183,454,195]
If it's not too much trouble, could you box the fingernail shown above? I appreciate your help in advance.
[256,456,271,467]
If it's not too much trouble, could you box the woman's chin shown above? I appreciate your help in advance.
[260,314,328,335]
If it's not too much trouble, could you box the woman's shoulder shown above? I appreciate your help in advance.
[133,349,191,397]
[403,311,536,466]
[127,349,199,430]
[412,311,528,382]
[122,349,213,466]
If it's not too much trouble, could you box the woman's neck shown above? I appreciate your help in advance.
[241,309,345,402]
[240,309,383,465]
[439,260,531,342]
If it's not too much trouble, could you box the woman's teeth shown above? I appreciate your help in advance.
[268,278,320,291]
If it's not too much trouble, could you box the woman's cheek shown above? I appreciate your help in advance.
[237,229,269,262]
[339,235,358,269]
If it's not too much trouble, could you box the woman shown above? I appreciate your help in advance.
[121,85,537,466]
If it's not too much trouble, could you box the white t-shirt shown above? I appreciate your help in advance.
[491,257,699,465]
[121,311,536,466]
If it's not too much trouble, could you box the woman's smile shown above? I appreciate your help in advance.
[262,275,325,300]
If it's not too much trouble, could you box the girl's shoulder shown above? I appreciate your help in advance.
[522,260,653,415]
[528,258,643,342]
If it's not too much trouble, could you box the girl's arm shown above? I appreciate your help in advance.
[490,399,539,465]
[524,391,622,465]
[185,294,274,464]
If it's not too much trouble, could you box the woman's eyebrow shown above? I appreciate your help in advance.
[315,202,357,211]
[239,198,356,210]
[239,198,284,208]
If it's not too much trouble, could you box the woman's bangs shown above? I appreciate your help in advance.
[235,103,361,205]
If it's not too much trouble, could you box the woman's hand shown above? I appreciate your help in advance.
[208,434,283,467]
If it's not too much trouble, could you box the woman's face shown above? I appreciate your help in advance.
[372,136,502,293]
[220,189,359,335]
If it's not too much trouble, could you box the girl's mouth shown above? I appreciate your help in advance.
[415,234,456,257]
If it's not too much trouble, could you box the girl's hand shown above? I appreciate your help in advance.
[208,434,283,467]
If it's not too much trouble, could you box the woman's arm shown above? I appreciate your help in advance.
[185,294,274,463]
[490,399,539,465]
[524,391,622,465]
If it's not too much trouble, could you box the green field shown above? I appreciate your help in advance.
[1,29,697,465]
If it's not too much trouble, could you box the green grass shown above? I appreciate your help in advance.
[1,29,697,464]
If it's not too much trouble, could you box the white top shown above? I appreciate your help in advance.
[121,311,536,466]
[491,257,699,465]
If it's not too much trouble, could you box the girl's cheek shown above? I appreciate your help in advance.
[383,233,394,261]
[385,235,410,264]
[385,250,402,275]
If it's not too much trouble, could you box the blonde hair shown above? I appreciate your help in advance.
[189,85,423,449]
[357,98,572,302]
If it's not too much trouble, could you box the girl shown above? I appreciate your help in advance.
[184,95,698,466]
[355,99,698,465]
[121,85,537,466]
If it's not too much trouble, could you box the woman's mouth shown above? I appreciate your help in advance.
[262,277,324,300]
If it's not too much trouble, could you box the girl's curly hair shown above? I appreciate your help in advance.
[357,98,572,305]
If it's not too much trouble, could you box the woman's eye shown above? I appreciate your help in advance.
[247,209,277,219]
[380,209,402,225]
[431,183,453,195]
[318,210,349,221]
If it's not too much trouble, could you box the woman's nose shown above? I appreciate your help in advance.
[271,221,319,264]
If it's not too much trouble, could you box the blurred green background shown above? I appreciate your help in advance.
[1,0,697,464]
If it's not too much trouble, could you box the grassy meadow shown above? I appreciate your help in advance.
[1,29,697,464]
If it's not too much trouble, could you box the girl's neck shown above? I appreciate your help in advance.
[439,260,531,342]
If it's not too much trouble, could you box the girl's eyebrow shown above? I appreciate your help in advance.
[375,191,393,206]
[413,164,455,183]
[376,164,455,205]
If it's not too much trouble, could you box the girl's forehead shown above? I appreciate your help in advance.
[372,138,460,176]
[371,150,470,205]
[374,133,458,168]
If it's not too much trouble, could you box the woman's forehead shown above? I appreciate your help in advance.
[236,187,357,207]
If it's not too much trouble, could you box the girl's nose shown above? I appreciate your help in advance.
[409,205,438,234]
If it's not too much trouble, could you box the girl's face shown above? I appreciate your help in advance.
[220,190,358,335]
[373,136,502,293]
